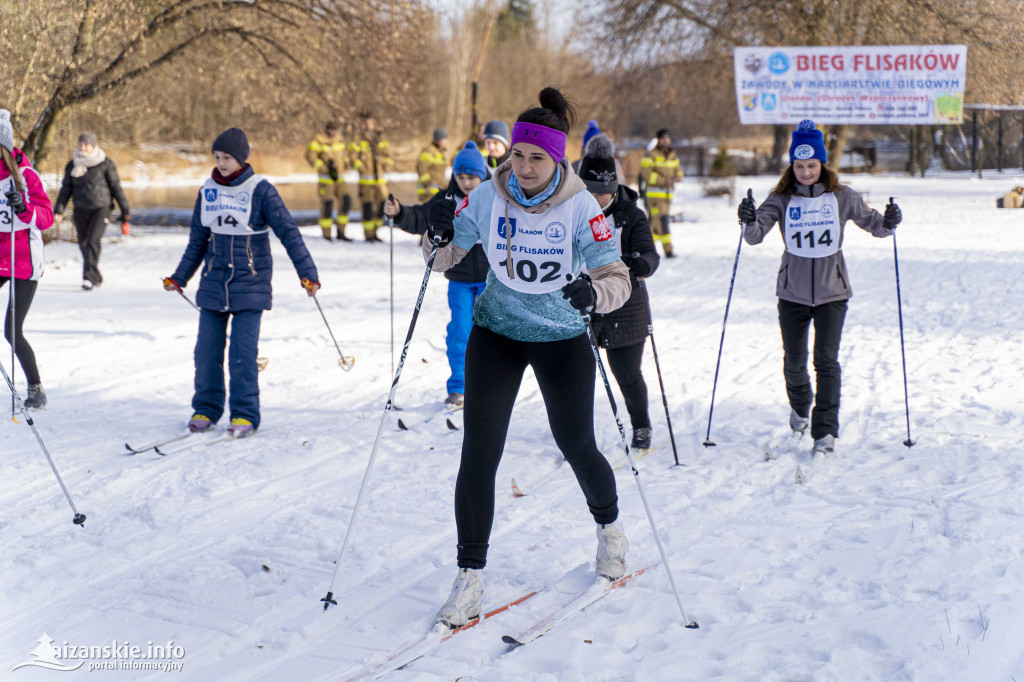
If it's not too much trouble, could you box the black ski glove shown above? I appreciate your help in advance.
[561,275,597,311]
[5,190,26,215]
[883,202,902,230]
[427,195,456,247]
[623,254,652,278]
[738,196,756,224]
[327,159,339,182]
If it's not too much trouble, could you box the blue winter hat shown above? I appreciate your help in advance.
[789,119,827,163]
[582,119,601,149]
[212,127,250,164]
[453,141,487,180]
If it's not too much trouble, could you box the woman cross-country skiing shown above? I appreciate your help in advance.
[423,88,632,628]
[0,109,54,409]
[738,119,902,457]
[579,134,660,450]
[164,128,320,438]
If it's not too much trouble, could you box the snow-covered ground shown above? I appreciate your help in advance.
[2,172,1023,681]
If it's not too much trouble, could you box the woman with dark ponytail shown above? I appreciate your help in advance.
[0,109,54,409]
[424,87,632,629]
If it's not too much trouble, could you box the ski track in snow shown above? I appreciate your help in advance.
[2,173,1024,681]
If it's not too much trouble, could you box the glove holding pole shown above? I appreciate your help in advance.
[703,188,754,447]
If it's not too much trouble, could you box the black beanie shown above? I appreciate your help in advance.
[578,134,619,195]
[212,128,250,164]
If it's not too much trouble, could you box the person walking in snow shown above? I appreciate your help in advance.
[580,134,660,450]
[738,119,902,457]
[163,128,320,438]
[384,140,490,412]
[0,109,54,409]
[53,131,130,290]
[423,88,632,628]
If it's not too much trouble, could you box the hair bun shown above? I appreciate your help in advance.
[538,87,576,130]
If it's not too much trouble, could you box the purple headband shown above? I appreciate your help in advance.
[511,121,567,163]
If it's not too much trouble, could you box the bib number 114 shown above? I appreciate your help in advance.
[790,229,832,250]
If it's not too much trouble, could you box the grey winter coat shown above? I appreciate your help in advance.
[744,182,893,306]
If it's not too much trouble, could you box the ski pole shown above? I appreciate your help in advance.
[321,232,443,613]
[9,222,15,419]
[0,357,86,526]
[161,277,200,312]
[703,188,752,447]
[889,197,915,448]
[387,194,396,379]
[632,259,680,466]
[303,279,354,371]
[573,278,697,629]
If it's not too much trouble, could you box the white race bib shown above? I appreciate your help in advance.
[0,177,24,233]
[487,193,578,294]
[784,193,840,258]
[200,174,266,235]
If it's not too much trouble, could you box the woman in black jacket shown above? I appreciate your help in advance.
[53,132,130,290]
[580,135,660,449]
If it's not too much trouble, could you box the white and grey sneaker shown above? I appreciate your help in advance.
[595,522,628,580]
[435,568,482,628]
[789,409,809,434]
[812,435,835,457]
[444,392,464,411]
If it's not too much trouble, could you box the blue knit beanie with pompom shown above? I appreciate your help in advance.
[789,119,827,163]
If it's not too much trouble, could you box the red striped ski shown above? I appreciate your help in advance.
[501,564,657,647]
[344,588,537,681]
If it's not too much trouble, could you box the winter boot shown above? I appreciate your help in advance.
[812,434,835,457]
[188,414,214,433]
[336,225,352,242]
[595,521,628,580]
[435,568,483,628]
[23,383,46,410]
[631,426,652,450]
[228,418,256,438]
[82,279,94,291]
[789,408,809,434]
[444,392,464,411]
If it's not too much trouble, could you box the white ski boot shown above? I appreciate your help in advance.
[435,568,482,628]
[789,408,809,434]
[595,522,628,580]
[812,434,834,457]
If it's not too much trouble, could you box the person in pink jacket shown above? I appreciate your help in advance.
[0,109,55,409]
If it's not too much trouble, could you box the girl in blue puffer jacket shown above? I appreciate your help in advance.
[164,128,320,438]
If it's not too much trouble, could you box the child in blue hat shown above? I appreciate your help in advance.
[383,141,489,410]
[737,119,902,460]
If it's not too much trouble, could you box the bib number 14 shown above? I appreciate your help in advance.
[790,229,832,250]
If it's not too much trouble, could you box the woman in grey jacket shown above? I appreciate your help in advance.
[738,120,901,457]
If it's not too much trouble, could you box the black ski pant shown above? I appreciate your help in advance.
[0,278,41,385]
[604,340,650,430]
[454,325,619,569]
[73,207,108,285]
[778,298,848,440]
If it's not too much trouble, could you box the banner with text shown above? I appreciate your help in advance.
[734,45,967,125]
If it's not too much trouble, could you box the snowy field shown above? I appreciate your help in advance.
[2,172,1023,681]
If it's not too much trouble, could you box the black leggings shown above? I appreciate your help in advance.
[0,278,41,384]
[73,207,107,285]
[455,325,619,569]
[605,341,650,429]
[778,298,848,440]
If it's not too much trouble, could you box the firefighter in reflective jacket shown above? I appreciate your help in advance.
[353,114,392,242]
[305,121,352,241]
[639,129,683,258]
[417,127,448,202]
